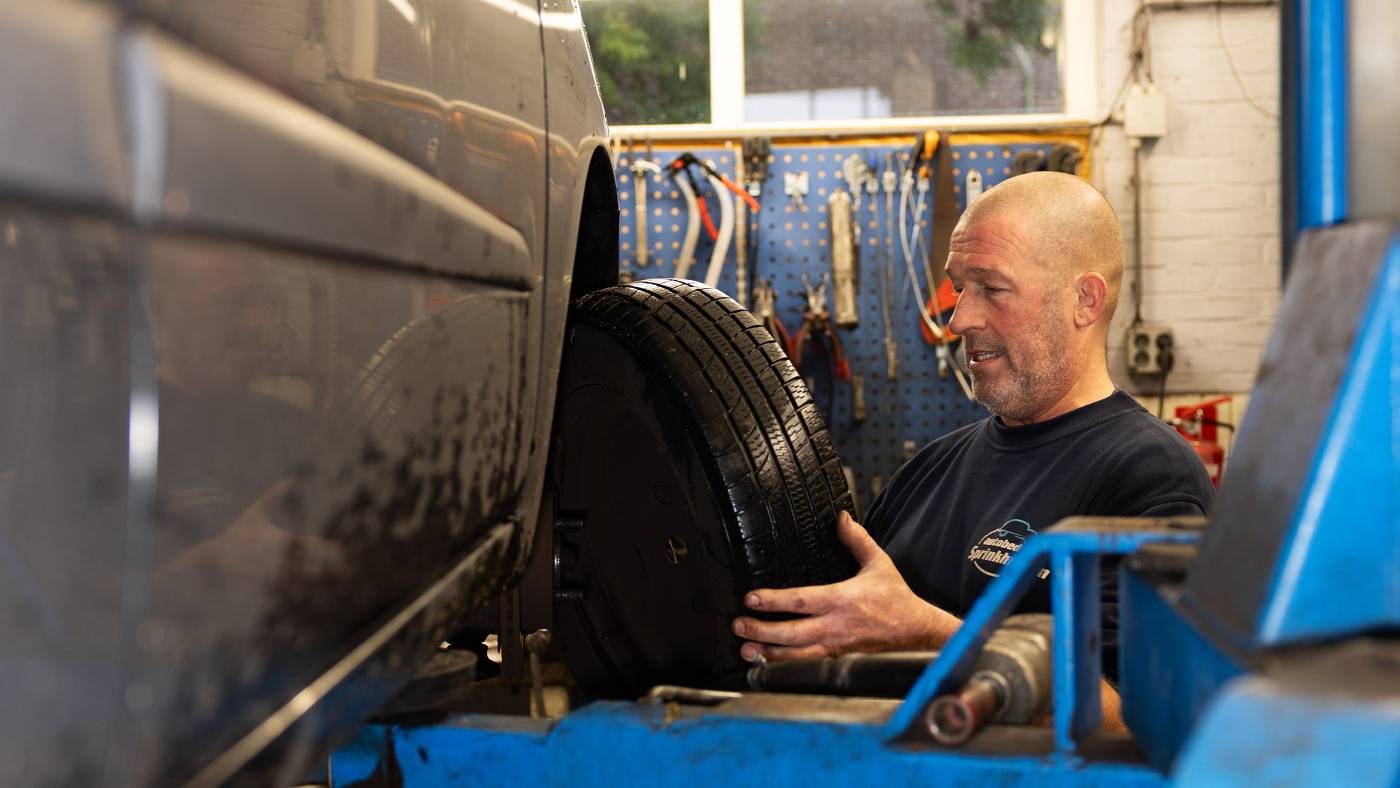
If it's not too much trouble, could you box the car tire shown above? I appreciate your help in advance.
[549,278,857,697]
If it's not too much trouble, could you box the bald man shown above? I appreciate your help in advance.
[731,172,1213,725]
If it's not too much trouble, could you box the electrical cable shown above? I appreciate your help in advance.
[1134,2,1156,83]
[1216,5,1279,119]
[1130,140,1145,326]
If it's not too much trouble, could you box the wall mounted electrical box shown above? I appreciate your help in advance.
[1126,324,1174,375]
[1124,83,1169,139]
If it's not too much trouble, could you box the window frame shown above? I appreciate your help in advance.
[605,0,1099,138]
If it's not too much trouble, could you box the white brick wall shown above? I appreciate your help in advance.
[1094,0,1282,395]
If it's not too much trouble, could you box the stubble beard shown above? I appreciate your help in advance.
[969,299,1075,423]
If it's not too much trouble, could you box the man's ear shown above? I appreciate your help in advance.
[1073,273,1108,328]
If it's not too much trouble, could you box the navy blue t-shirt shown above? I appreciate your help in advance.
[863,389,1213,680]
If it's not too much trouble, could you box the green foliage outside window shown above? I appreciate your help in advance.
[583,0,1059,124]
[930,0,1058,84]
[580,0,712,125]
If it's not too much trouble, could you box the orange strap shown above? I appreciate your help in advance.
[919,278,960,345]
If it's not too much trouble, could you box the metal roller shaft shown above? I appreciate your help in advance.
[922,613,1054,745]
[924,675,1004,746]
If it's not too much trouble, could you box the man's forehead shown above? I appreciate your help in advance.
[946,217,1034,278]
[945,263,1008,281]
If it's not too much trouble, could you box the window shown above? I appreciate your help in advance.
[745,0,1063,120]
[580,0,712,125]
[582,0,1095,134]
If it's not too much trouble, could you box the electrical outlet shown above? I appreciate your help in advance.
[1125,324,1174,375]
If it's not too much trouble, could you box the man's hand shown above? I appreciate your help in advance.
[732,511,961,662]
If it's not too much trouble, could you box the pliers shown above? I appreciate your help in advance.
[752,279,791,351]
[790,273,851,384]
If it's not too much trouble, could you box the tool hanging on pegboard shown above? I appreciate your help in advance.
[784,170,808,212]
[630,156,662,269]
[742,138,772,307]
[926,131,954,292]
[880,153,900,390]
[827,187,859,328]
[791,272,851,419]
[1046,143,1084,175]
[965,169,984,204]
[752,279,791,351]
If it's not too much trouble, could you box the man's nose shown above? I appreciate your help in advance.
[948,293,979,335]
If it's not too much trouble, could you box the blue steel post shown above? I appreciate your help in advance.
[1053,551,1102,754]
[885,519,1200,754]
[1296,0,1348,230]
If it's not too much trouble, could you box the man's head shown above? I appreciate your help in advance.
[945,171,1124,425]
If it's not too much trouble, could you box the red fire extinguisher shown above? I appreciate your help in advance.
[1172,396,1234,487]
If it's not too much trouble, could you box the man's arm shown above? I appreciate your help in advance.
[732,511,961,660]
[732,511,1127,730]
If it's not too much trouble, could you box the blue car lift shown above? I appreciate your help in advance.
[331,0,1400,783]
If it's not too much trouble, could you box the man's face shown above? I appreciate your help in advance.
[945,215,1075,423]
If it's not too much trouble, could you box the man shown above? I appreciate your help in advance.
[731,172,1213,726]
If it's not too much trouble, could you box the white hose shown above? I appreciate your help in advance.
[903,177,974,399]
[900,174,944,341]
[898,170,914,274]
[703,169,734,288]
[675,174,700,280]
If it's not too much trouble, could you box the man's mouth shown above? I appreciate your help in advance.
[968,349,1005,367]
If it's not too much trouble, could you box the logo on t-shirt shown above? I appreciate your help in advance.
[969,519,1038,577]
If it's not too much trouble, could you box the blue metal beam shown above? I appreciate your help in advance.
[882,517,1202,759]
[1054,552,1103,752]
[332,702,1170,787]
[1257,233,1400,642]
[1296,0,1348,229]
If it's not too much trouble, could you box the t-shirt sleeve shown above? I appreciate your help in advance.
[1096,431,1215,519]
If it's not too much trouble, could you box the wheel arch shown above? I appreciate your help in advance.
[568,144,620,302]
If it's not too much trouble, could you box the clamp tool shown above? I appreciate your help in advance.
[790,273,851,386]
[752,279,791,351]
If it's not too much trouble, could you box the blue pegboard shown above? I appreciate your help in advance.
[615,138,1083,513]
